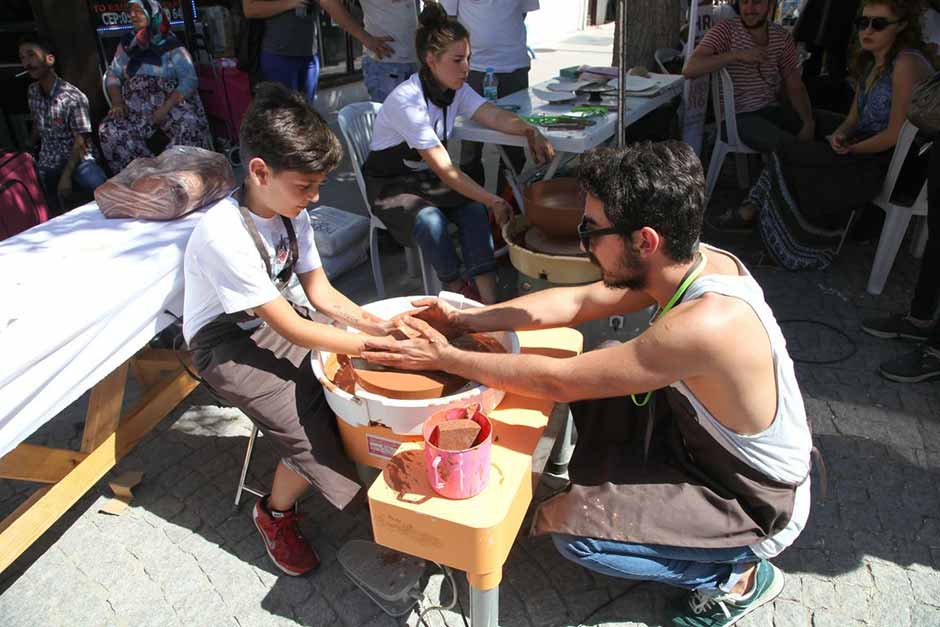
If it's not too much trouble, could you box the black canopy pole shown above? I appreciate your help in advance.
[617,0,627,147]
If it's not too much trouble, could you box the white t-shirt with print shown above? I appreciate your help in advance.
[183,195,322,344]
[369,72,486,167]
[360,0,418,64]
[441,0,539,73]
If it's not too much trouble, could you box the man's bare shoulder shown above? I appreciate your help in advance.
[662,293,758,348]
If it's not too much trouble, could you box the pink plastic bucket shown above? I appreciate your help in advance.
[422,405,492,499]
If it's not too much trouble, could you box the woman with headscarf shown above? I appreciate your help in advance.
[99,0,211,173]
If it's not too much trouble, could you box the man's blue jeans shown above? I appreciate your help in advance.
[411,202,497,284]
[552,533,759,595]
[362,57,416,103]
[39,159,108,216]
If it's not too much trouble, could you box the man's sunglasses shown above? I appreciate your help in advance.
[577,215,625,249]
[854,16,901,31]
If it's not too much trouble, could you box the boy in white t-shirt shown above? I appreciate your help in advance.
[183,82,397,577]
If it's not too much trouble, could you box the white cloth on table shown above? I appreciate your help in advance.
[182,196,322,344]
[0,202,204,459]
[369,73,486,158]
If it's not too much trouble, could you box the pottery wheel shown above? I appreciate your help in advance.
[327,333,506,400]
[524,226,585,256]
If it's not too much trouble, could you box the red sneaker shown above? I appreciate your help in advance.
[252,498,319,576]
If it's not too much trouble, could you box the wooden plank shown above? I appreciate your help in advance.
[0,445,89,484]
[130,358,160,391]
[134,348,191,372]
[0,367,198,573]
[0,487,52,535]
[80,361,129,453]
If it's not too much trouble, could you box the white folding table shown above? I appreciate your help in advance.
[452,74,684,183]
[0,203,202,572]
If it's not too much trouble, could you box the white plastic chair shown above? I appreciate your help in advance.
[336,102,440,298]
[703,68,759,206]
[654,48,683,74]
[866,121,930,295]
[102,72,111,107]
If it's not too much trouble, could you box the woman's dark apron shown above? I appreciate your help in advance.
[531,388,802,549]
[362,85,470,246]
[188,201,361,510]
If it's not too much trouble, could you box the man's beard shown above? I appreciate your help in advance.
[589,247,648,290]
[742,15,768,29]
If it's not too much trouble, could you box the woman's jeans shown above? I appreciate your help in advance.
[260,51,320,103]
[411,202,497,284]
[552,533,760,596]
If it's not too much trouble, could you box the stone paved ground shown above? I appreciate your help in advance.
[3,24,939,627]
[2,173,939,626]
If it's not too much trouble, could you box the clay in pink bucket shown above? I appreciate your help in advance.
[422,405,492,500]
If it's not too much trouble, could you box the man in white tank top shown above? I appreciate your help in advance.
[363,141,813,627]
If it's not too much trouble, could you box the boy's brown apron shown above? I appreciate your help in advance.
[188,201,361,510]
[531,388,803,548]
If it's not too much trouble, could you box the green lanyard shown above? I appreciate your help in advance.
[631,251,708,407]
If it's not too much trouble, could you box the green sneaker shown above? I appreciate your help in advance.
[669,560,785,627]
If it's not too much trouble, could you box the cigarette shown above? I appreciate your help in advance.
[16,70,29,77]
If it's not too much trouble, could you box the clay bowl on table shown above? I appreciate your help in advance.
[523,177,585,241]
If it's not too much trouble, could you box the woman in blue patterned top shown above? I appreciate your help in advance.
[743,0,933,270]
[99,0,211,173]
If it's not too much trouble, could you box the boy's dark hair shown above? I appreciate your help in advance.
[18,35,56,58]
[578,141,705,263]
[415,1,470,68]
[239,82,343,175]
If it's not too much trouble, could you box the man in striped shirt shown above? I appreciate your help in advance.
[683,0,815,154]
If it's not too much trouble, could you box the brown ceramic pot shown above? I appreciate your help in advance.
[523,178,585,241]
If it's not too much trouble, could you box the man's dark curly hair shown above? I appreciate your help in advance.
[578,141,705,263]
[240,81,343,174]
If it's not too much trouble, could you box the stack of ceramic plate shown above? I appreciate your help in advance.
[532,88,576,104]
[608,75,662,97]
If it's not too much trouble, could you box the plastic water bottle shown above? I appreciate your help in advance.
[483,67,498,102]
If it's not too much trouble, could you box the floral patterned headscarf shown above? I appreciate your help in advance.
[129,0,171,49]
[123,0,181,76]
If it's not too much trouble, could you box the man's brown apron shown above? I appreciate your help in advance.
[187,201,361,510]
[532,388,802,548]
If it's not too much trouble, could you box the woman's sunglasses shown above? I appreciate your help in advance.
[854,16,901,31]
[577,215,625,250]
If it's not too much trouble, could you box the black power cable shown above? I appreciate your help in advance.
[777,319,858,365]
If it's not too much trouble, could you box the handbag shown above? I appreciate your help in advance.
[908,70,940,134]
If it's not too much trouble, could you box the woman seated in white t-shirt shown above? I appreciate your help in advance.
[362,1,553,303]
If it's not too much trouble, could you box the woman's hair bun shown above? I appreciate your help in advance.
[418,1,449,28]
